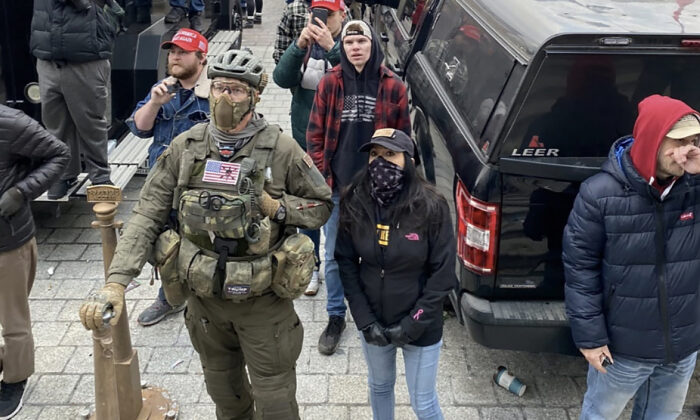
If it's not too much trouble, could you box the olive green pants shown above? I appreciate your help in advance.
[185,292,303,420]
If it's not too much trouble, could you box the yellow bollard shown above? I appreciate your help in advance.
[86,185,178,420]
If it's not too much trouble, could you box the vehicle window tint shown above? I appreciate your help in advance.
[0,60,5,106]
[504,53,700,158]
[423,0,513,143]
[397,0,433,36]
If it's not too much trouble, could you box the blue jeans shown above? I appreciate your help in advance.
[300,228,320,269]
[169,0,204,12]
[323,190,346,317]
[360,333,443,420]
[157,286,168,304]
[581,351,697,420]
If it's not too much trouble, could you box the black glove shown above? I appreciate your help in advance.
[362,322,390,346]
[385,324,411,347]
[0,187,24,218]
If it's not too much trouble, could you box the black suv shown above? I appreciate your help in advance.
[372,0,700,354]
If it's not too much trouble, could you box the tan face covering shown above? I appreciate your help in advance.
[208,91,253,132]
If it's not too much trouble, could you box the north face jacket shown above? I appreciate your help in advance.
[336,186,457,346]
[0,105,70,252]
[563,95,700,363]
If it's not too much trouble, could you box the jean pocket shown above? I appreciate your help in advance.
[188,110,209,124]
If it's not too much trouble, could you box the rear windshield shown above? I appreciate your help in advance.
[503,53,700,158]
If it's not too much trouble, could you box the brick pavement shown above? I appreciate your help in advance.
[5,1,700,419]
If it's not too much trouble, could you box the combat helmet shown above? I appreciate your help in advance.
[208,49,269,93]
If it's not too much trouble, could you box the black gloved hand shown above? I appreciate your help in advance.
[362,322,390,346]
[385,324,411,347]
[0,187,24,218]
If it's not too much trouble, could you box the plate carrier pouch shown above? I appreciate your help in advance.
[173,124,308,301]
[153,229,188,306]
[270,233,315,299]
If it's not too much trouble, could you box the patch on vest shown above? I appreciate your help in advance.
[302,154,314,168]
[202,160,241,185]
[224,284,251,296]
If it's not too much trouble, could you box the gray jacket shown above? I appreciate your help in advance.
[0,105,70,252]
[30,0,118,62]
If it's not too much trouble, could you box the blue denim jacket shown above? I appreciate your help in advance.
[126,78,209,168]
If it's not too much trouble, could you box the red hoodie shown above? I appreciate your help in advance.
[630,95,700,191]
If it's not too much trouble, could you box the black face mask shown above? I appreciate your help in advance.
[369,157,404,206]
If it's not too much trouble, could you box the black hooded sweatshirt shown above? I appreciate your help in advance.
[331,31,385,188]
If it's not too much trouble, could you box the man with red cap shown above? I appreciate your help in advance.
[126,28,210,326]
[563,94,700,419]
[273,0,346,297]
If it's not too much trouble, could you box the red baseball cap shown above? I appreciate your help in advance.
[311,0,343,11]
[459,24,481,41]
[161,28,208,54]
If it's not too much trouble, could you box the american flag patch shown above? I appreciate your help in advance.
[202,160,241,185]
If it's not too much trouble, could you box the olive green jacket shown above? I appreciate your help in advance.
[107,122,333,286]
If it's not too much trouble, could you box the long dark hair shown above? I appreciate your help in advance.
[339,152,444,231]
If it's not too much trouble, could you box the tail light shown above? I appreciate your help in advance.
[455,179,500,274]
[681,39,700,48]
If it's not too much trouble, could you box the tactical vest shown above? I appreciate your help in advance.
[175,124,279,253]
[176,124,281,301]
[156,123,315,304]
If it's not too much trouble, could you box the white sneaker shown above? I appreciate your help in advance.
[304,271,320,296]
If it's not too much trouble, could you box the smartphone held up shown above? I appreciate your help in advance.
[311,7,328,26]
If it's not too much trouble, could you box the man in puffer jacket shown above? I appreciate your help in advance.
[0,105,70,419]
[563,94,700,420]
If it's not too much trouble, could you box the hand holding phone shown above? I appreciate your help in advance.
[151,79,180,106]
[166,80,182,94]
[311,7,328,26]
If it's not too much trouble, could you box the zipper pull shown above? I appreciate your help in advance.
[380,269,385,279]
[200,318,209,334]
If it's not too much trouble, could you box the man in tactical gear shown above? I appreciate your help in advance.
[78,49,333,420]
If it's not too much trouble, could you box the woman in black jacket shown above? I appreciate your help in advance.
[336,128,456,420]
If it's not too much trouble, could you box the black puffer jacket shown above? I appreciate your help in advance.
[336,187,457,346]
[0,105,70,252]
[30,0,118,62]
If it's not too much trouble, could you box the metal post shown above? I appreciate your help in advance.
[87,186,178,420]
[92,326,119,419]
[91,201,143,419]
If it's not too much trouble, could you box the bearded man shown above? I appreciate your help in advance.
[126,28,210,326]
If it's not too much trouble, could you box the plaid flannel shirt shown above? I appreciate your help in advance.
[306,65,411,188]
[273,0,310,63]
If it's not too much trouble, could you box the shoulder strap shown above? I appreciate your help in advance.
[171,125,209,210]
[249,125,281,176]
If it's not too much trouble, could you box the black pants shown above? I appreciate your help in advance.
[247,0,262,17]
